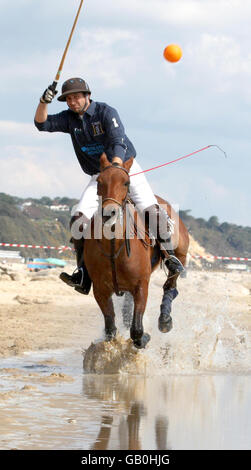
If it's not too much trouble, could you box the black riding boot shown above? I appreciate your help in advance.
[60,237,92,295]
[145,204,184,274]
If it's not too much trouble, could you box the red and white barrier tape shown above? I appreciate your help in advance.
[0,242,250,261]
[191,255,251,261]
[0,242,72,251]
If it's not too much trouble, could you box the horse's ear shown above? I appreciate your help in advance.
[100,153,110,170]
[124,156,134,173]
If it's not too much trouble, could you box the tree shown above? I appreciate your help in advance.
[207,216,219,228]
[40,196,52,206]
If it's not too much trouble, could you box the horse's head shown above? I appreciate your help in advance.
[97,153,133,229]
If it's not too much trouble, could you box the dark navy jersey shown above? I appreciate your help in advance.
[34,100,136,176]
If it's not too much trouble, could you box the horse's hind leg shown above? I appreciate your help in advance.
[93,288,117,341]
[130,281,150,349]
[159,250,187,333]
[159,273,179,333]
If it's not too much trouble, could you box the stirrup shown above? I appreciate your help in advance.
[74,267,85,286]
[164,255,184,274]
[59,267,92,294]
[61,267,85,287]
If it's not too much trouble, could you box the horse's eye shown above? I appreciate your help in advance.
[124,181,130,187]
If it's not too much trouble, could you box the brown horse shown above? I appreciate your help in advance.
[84,153,189,349]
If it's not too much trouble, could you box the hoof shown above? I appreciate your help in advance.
[133,333,151,349]
[158,315,173,333]
[105,328,117,341]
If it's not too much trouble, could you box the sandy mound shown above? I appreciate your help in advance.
[187,235,215,267]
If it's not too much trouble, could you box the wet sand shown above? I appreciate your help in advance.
[0,262,250,449]
[0,262,250,360]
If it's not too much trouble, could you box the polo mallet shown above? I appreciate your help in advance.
[50,0,84,94]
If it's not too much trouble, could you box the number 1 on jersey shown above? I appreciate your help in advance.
[112,117,119,128]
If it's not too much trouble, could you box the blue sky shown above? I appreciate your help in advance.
[0,0,250,226]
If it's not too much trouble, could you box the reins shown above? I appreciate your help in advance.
[97,163,156,295]
[100,163,129,176]
[98,163,130,296]
[102,197,123,207]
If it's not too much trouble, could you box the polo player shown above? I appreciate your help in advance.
[34,78,184,294]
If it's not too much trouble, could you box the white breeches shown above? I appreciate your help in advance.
[73,159,158,219]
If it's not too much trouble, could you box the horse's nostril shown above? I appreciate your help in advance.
[102,208,116,220]
[102,215,110,224]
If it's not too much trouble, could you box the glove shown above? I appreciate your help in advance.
[40,84,58,104]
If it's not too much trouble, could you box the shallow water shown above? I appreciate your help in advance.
[0,347,250,450]
[0,275,250,450]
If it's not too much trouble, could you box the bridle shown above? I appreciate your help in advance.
[100,163,130,210]
[98,163,131,296]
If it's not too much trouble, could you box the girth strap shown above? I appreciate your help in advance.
[110,238,124,296]
[97,238,125,296]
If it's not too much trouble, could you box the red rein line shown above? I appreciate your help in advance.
[130,145,227,177]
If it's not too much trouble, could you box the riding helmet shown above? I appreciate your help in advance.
[57,78,91,101]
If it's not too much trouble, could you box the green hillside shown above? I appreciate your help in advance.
[180,210,251,257]
[0,193,250,259]
[0,193,77,259]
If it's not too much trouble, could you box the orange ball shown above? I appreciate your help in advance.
[163,44,182,63]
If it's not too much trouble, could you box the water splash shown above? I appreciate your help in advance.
[83,276,251,376]
[83,335,147,374]
[143,299,251,376]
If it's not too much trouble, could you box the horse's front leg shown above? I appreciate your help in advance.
[93,287,117,341]
[130,281,150,349]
